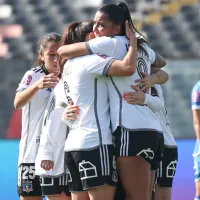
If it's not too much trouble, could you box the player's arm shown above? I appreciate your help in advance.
[57,42,88,59]
[193,109,200,141]
[14,73,59,109]
[192,84,200,141]
[151,53,166,68]
[123,85,164,112]
[134,68,169,91]
[106,21,137,76]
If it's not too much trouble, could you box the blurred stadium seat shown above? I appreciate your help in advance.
[0,0,200,139]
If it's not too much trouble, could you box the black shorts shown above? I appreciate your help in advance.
[18,163,42,197]
[65,145,118,192]
[156,146,178,187]
[40,174,70,196]
[113,127,164,169]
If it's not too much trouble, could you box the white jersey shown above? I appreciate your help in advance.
[17,65,52,166]
[63,54,115,151]
[35,80,68,177]
[86,36,162,133]
[152,85,177,146]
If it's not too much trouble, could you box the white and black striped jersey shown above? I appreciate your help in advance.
[17,65,52,166]
[86,36,162,133]
[152,85,177,146]
[62,54,116,151]
[35,80,68,177]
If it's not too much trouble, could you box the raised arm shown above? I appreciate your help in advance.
[106,21,137,76]
[14,73,59,109]
[151,53,166,68]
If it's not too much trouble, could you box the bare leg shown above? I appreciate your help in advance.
[88,184,116,200]
[46,192,71,200]
[20,197,43,200]
[149,171,155,200]
[117,156,150,200]
[71,191,89,200]
[154,184,172,200]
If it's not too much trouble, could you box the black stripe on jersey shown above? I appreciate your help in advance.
[44,96,56,126]
[94,78,102,145]
[41,64,50,75]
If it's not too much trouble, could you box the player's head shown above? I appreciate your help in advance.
[60,20,94,46]
[94,2,148,52]
[36,32,61,76]
[59,21,94,71]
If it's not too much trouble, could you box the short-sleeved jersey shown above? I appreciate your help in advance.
[17,65,52,166]
[86,36,162,133]
[191,81,200,110]
[63,54,115,151]
[35,80,68,177]
[153,85,177,146]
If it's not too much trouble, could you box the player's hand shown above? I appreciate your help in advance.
[63,101,80,121]
[123,85,145,104]
[35,73,59,89]
[41,160,54,171]
[135,72,152,92]
[125,20,137,44]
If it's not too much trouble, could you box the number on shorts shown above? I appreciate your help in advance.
[22,165,36,180]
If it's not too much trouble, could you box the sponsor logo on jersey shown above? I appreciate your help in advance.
[23,75,32,86]
[22,181,33,193]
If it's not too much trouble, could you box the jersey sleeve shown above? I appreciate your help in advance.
[83,54,115,76]
[191,82,200,110]
[85,36,116,56]
[144,84,164,112]
[16,70,37,92]
[40,107,66,161]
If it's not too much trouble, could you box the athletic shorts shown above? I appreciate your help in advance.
[40,173,70,196]
[193,140,200,182]
[156,146,178,187]
[18,163,42,197]
[65,145,118,192]
[113,126,164,170]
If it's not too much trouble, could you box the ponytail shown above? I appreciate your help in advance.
[117,2,149,57]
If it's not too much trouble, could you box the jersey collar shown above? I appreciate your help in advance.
[41,64,50,75]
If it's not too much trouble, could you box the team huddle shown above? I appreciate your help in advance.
[15,2,178,200]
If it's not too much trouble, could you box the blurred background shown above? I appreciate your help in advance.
[0,0,200,199]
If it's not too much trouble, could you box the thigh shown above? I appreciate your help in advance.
[18,163,42,197]
[88,184,116,200]
[40,174,70,197]
[156,146,178,187]
[117,156,150,200]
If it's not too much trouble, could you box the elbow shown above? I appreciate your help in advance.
[14,99,23,109]
[126,66,136,76]
[57,47,67,57]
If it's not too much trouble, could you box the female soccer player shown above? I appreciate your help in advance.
[61,20,137,200]
[14,32,61,200]
[124,84,178,200]
[58,2,167,200]
[191,81,200,200]
[35,79,71,200]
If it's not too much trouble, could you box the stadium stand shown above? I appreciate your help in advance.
[0,0,200,138]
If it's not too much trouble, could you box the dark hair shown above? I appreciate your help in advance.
[59,21,94,70]
[35,32,61,66]
[60,21,94,46]
[99,2,148,57]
